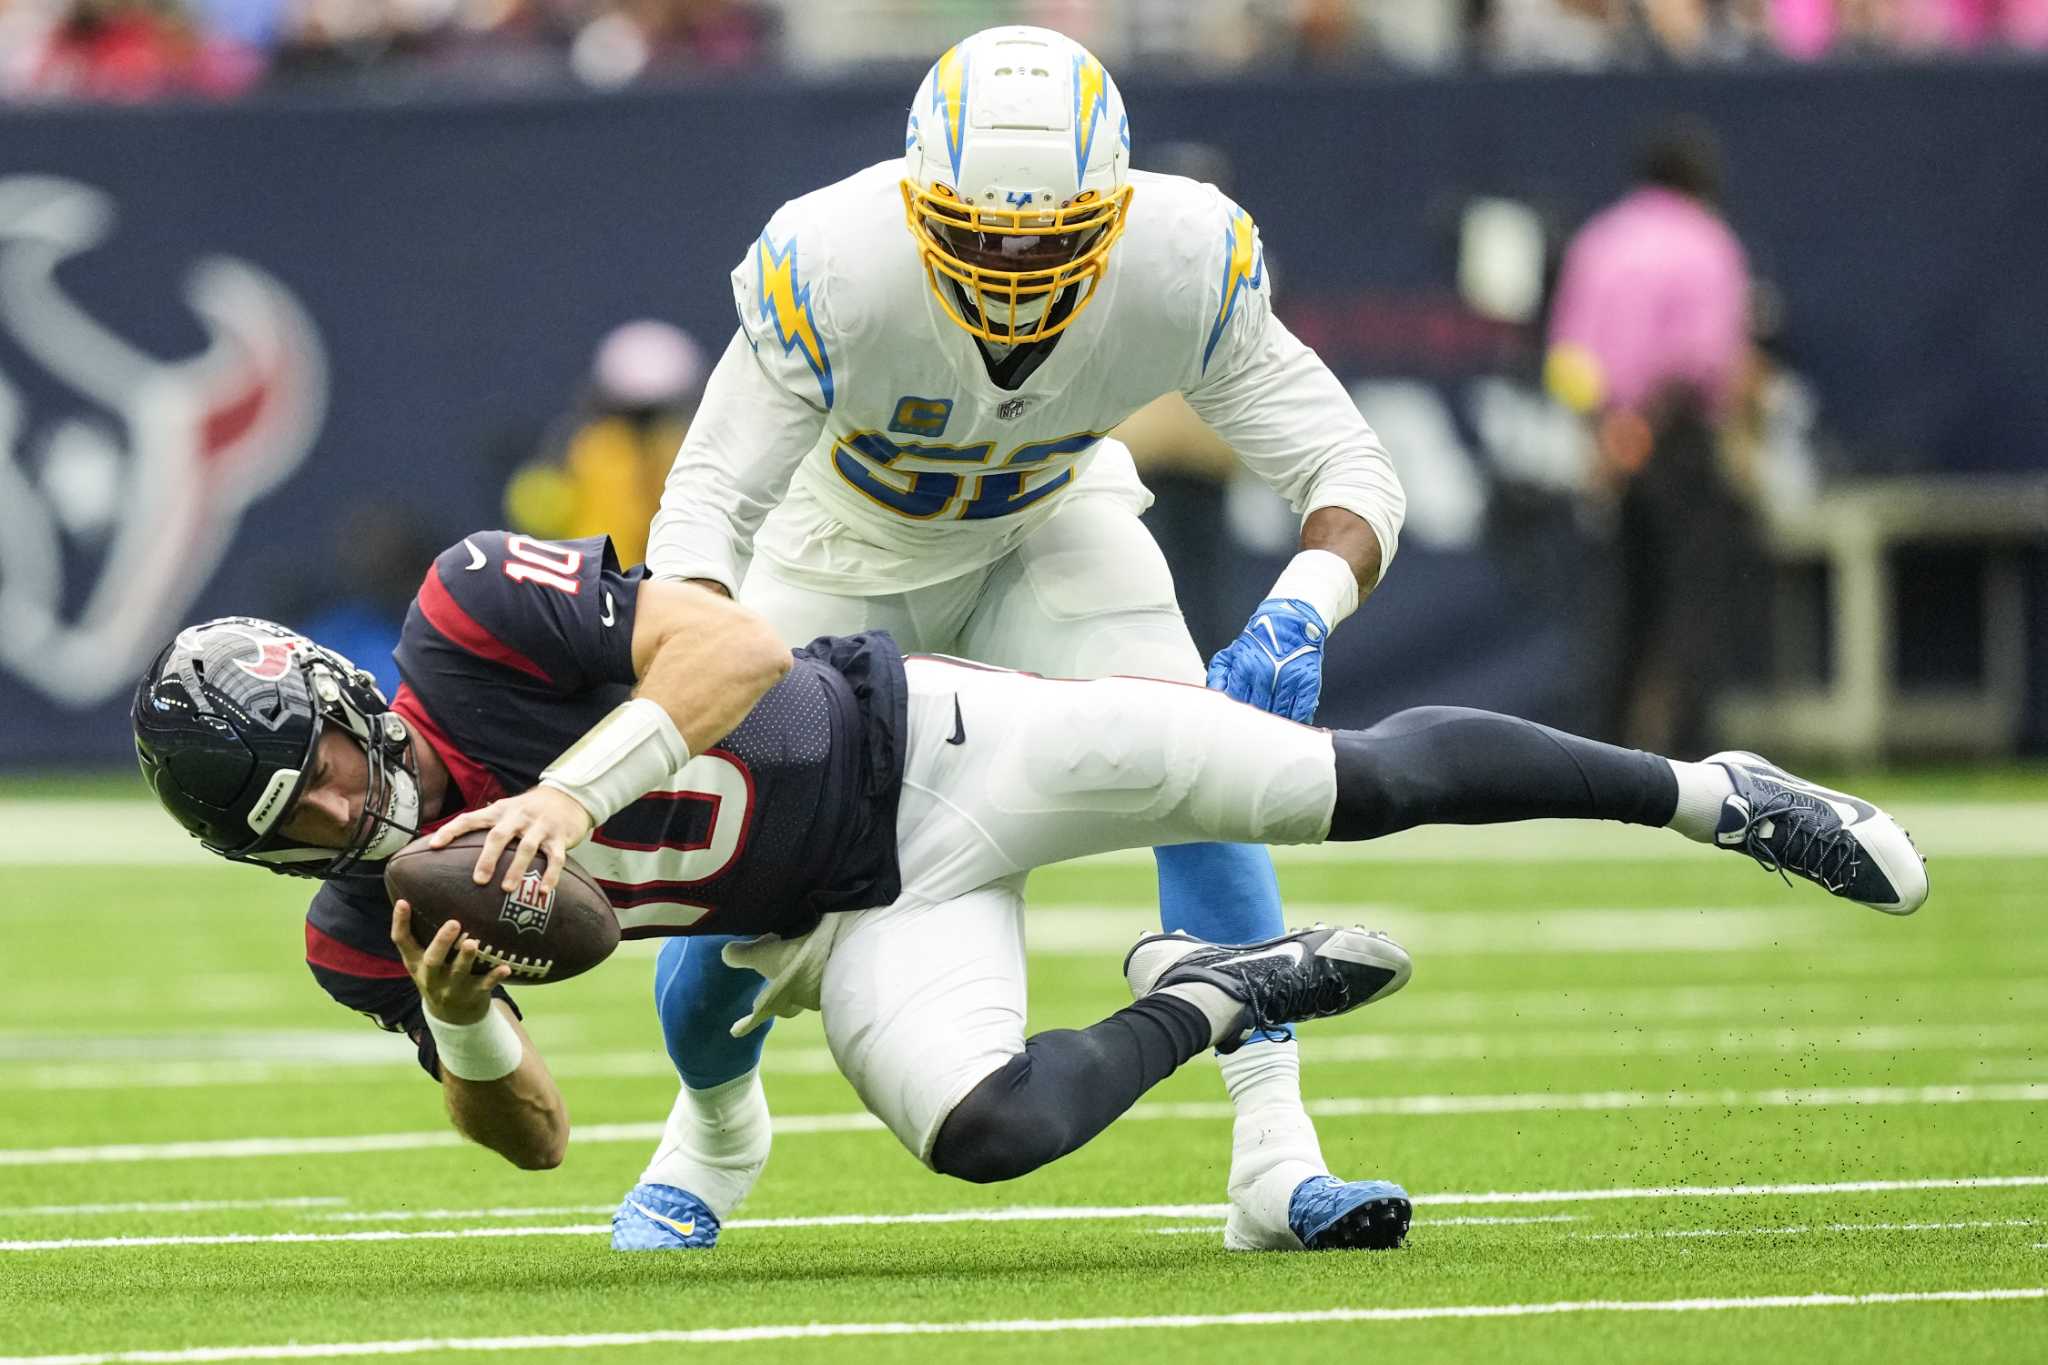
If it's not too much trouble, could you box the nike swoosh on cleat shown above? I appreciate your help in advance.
[946,695,966,745]
[463,539,486,571]
[1760,771,1877,826]
[1220,943,1307,969]
[627,1200,694,1239]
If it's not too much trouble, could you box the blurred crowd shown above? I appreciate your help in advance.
[2,0,2042,103]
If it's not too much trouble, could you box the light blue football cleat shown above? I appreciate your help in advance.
[1287,1175,1413,1250]
[610,1182,720,1251]
[1707,751,1927,915]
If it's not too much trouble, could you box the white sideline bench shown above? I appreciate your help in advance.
[1716,476,2048,763]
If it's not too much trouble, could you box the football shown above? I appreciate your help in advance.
[383,832,620,985]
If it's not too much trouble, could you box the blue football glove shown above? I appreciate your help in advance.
[1206,598,1329,723]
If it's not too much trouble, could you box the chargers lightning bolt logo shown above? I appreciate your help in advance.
[1202,206,1266,372]
[754,232,834,410]
[1073,54,1110,180]
[932,45,969,183]
[1064,54,1114,181]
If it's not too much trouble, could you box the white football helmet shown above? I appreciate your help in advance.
[902,26,1134,345]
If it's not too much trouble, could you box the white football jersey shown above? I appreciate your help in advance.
[648,160,1404,595]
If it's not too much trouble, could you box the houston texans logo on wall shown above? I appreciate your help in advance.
[0,175,327,709]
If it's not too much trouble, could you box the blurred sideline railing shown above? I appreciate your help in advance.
[1717,477,2048,763]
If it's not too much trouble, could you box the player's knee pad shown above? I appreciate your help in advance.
[928,1052,1069,1184]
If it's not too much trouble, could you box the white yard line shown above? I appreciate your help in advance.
[291,1178,2048,1224]
[1,1290,2044,1363]
[1578,1219,2039,1241]
[14,1019,2038,1091]
[9,797,2043,867]
[6,1180,2045,1248]
[0,1199,345,1218]
[0,1225,610,1251]
[319,1207,1582,1227]
[1429,1175,2048,1206]
[5,1083,2045,1167]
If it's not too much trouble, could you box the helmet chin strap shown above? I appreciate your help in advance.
[360,764,421,862]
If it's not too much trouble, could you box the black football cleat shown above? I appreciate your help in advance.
[1124,925,1411,1054]
[1707,751,1927,915]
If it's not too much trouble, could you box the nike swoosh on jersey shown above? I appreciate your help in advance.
[600,590,616,627]
[463,539,486,571]
[945,694,966,745]
[627,1200,695,1239]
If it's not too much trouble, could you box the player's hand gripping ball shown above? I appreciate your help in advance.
[384,832,620,984]
[1207,597,1330,724]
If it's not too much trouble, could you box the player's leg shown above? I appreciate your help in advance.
[859,663,1409,1222]
[819,880,1406,1189]
[612,936,771,1249]
[617,561,989,1250]
[912,659,1927,913]
[957,492,1333,1250]
[958,491,1286,948]
[1324,716,1926,913]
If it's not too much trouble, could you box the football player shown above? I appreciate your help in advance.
[131,532,1927,1250]
[639,24,1409,1253]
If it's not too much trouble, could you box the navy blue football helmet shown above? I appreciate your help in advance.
[132,617,419,878]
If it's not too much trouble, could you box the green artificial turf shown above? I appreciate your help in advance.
[0,792,2041,1363]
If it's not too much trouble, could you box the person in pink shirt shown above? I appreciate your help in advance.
[1545,122,1761,757]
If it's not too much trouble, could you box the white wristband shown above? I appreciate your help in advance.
[425,1004,524,1082]
[539,697,690,828]
[1269,549,1361,628]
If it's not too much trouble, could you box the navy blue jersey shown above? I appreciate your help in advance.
[305,531,907,1070]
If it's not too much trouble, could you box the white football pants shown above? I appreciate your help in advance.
[823,656,1339,1163]
[737,485,1316,1164]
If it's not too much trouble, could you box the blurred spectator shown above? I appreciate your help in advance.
[294,509,443,697]
[5,0,2047,103]
[567,0,778,88]
[11,0,261,100]
[503,319,707,566]
[1545,119,1760,757]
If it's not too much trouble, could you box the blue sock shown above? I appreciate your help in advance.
[653,935,770,1090]
[1154,842,1285,943]
[1154,842,1293,1047]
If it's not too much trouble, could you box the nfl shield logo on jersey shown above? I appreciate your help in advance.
[499,873,555,936]
[997,397,1033,420]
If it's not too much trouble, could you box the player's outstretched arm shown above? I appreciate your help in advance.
[392,900,569,1170]
[645,330,828,595]
[430,580,792,894]
[1183,208,1404,723]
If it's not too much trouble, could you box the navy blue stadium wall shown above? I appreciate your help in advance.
[0,65,2042,765]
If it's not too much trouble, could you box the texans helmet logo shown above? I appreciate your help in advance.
[234,637,312,682]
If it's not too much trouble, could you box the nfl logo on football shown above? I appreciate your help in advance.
[499,872,555,936]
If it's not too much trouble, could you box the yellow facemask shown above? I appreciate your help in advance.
[901,180,1135,345]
